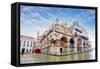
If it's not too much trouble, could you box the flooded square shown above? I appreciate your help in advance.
[20,50,95,64]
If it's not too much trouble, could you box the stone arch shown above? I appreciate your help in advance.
[60,36,68,43]
[69,37,74,44]
[77,37,82,46]
[60,36,68,47]
[83,41,86,48]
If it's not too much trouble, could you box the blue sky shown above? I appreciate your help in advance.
[20,5,96,45]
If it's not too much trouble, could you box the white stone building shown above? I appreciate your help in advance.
[20,35,35,54]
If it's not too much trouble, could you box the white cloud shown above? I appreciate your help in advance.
[31,12,41,17]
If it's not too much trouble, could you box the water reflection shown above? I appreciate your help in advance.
[20,50,95,64]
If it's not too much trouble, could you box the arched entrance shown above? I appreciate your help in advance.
[77,37,82,51]
[60,36,68,47]
[69,37,75,52]
[69,37,74,47]
[60,36,68,43]
[77,37,82,46]
[83,41,85,48]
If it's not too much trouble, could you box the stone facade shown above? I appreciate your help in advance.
[40,19,91,55]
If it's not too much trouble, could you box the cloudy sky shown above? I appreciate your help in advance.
[20,5,96,48]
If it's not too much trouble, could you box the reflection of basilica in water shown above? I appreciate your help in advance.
[20,19,92,55]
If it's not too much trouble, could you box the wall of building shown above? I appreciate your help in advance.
[20,35,35,54]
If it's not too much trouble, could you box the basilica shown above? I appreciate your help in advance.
[20,19,91,55]
[39,19,91,55]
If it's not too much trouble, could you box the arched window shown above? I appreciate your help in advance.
[21,48,25,54]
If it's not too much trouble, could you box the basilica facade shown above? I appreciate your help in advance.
[39,19,91,55]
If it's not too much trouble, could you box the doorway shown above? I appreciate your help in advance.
[21,48,25,54]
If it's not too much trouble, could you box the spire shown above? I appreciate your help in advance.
[65,21,67,25]
[37,32,39,36]
[37,32,39,40]
[56,18,59,23]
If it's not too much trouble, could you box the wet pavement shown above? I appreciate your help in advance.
[20,50,95,64]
